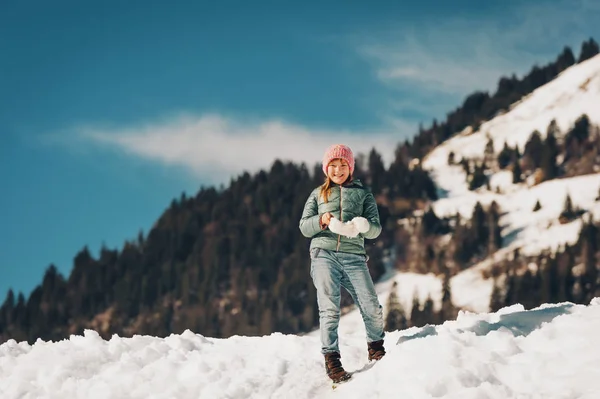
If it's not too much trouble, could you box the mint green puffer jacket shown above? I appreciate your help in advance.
[299,179,382,255]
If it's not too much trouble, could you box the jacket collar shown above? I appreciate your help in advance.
[334,178,363,188]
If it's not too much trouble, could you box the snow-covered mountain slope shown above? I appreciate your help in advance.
[423,53,600,236]
[411,54,600,312]
[2,299,599,399]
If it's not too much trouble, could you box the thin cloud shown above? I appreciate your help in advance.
[364,38,514,96]
[72,0,599,183]
[358,0,600,99]
[80,113,410,183]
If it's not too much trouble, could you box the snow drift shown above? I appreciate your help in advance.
[1,298,599,399]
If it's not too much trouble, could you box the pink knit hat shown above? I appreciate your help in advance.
[322,144,355,176]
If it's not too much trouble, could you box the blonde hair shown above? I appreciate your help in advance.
[320,177,334,203]
[319,174,352,203]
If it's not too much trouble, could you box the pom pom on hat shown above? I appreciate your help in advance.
[322,144,355,176]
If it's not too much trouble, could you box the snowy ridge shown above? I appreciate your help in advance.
[2,299,599,398]
[424,53,600,174]
[410,54,600,312]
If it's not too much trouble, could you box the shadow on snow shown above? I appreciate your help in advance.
[396,302,575,345]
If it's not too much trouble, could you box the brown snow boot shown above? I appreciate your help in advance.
[367,339,385,361]
[324,352,351,383]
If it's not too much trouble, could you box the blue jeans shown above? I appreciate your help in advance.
[310,247,385,354]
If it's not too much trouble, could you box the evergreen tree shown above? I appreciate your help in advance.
[489,277,505,312]
[487,201,502,254]
[0,290,15,327]
[384,282,407,332]
[524,130,544,170]
[497,142,514,169]
[440,270,455,320]
[540,257,559,304]
[571,114,591,142]
[559,193,576,222]
[512,147,523,184]
[368,148,386,196]
[556,247,574,302]
[484,136,495,169]
[578,38,600,63]
[504,270,517,307]
[452,213,470,266]
[579,221,598,303]
[520,267,542,310]
[472,202,487,241]
[564,114,591,162]
[469,163,487,190]
[409,290,422,328]
[447,151,456,165]
[541,121,560,180]
[137,230,145,247]
[422,207,449,236]
[14,293,26,327]
[533,200,542,212]
[421,295,435,324]
[555,46,576,72]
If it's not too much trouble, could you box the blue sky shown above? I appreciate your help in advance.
[1,0,600,299]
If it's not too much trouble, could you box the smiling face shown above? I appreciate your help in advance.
[326,158,350,185]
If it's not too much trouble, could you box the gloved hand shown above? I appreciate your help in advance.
[328,217,360,238]
[352,217,370,233]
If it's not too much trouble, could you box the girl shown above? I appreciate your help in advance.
[299,144,385,383]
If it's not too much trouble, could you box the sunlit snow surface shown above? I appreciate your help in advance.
[1,299,599,398]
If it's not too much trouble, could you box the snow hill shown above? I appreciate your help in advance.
[1,297,599,398]
[417,53,600,313]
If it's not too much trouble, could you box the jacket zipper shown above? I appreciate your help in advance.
[336,185,342,251]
